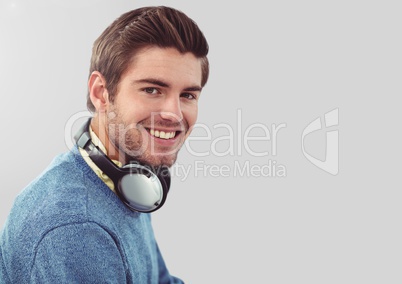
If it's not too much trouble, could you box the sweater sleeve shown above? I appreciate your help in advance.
[30,222,127,284]
[0,245,10,284]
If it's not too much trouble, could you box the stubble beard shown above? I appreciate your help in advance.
[106,107,186,168]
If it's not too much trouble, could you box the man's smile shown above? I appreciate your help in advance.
[148,128,178,140]
[143,127,184,149]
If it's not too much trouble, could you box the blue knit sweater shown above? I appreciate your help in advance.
[0,147,183,283]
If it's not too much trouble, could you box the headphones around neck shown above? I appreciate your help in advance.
[74,118,170,213]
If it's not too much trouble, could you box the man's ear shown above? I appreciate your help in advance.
[88,71,109,112]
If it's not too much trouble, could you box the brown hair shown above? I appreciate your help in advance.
[87,6,209,112]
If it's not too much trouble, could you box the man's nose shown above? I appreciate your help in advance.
[159,96,183,122]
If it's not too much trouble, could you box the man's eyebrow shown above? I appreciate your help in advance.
[183,86,203,92]
[134,78,169,87]
[133,78,202,92]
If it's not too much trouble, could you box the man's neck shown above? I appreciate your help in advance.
[90,116,127,165]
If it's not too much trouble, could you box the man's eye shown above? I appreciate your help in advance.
[181,93,197,100]
[144,87,159,94]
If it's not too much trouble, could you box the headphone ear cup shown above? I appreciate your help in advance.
[117,164,171,213]
[75,118,171,213]
[157,165,171,192]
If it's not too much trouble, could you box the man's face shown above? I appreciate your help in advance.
[106,46,202,167]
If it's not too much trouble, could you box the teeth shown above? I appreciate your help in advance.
[149,129,176,140]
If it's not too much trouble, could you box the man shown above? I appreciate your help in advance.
[0,6,209,283]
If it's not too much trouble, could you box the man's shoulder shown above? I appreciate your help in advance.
[18,150,87,211]
[2,148,123,243]
[3,151,90,238]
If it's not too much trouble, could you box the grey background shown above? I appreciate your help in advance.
[1,0,401,283]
